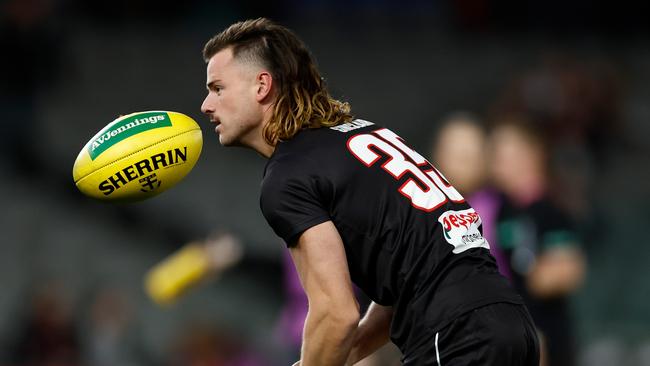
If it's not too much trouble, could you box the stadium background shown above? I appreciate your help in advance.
[1,0,649,364]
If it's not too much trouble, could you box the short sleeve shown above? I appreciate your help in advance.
[260,162,331,247]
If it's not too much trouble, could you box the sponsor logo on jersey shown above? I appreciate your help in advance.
[438,208,490,254]
[98,146,187,196]
[89,112,172,160]
[330,119,374,133]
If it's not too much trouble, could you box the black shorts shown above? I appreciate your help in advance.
[402,302,539,366]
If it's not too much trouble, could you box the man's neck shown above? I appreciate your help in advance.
[254,106,276,158]
[253,141,275,158]
[245,116,275,158]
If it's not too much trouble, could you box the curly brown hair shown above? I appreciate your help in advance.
[203,18,353,145]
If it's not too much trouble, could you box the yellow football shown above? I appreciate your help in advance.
[73,111,202,202]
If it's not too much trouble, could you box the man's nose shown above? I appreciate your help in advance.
[201,96,213,115]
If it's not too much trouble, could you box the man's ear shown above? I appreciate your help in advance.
[255,71,273,102]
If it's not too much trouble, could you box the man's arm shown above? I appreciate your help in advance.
[346,302,393,365]
[290,221,360,366]
[527,246,585,298]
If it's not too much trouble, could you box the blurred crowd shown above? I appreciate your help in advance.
[2,279,273,366]
[1,0,649,365]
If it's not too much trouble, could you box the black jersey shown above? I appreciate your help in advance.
[260,120,523,355]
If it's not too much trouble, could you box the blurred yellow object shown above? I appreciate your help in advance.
[145,233,243,306]
[145,243,210,305]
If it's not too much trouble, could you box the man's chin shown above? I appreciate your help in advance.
[218,135,230,146]
[218,136,243,148]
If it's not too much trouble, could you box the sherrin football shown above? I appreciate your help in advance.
[73,111,202,202]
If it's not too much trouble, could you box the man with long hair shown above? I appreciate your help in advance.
[200,18,539,365]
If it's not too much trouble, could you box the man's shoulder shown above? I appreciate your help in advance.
[261,149,319,197]
[262,118,381,189]
[264,146,316,179]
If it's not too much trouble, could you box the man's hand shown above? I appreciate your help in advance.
[346,302,393,365]
[527,246,585,298]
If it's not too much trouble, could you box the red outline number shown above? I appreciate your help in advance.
[347,129,465,212]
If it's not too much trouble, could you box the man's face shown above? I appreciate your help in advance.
[489,125,543,198]
[432,122,487,195]
[201,47,263,147]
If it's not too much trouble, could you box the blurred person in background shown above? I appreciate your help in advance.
[169,321,268,366]
[489,56,624,224]
[489,119,586,366]
[430,112,510,279]
[6,280,81,366]
[200,18,538,365]
[82,286,141,366]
